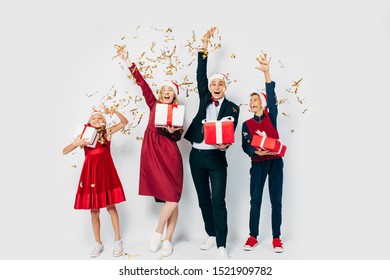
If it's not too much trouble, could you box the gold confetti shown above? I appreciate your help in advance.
[150,41,157,53]
[279,60,285,68]
[290,129,295,133]
[282,112,289,117]
[91,184,95,188]
[296,96,306,104]
[85,91,100,97]
[302,108,308,114]
[292,78,303,94]
[71,165,77,168]
[136,136,143,141]
[151,24,164,32]
[231,54,236,58]
[134,96,143,103]
[123,253,140,259]
[132,25,140,39]
[121,35,126,40]
[277,98,288,105]
[187,58,195,66]
[132,112,144,128]
[232,107,238,113]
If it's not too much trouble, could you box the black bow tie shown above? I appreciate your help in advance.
[211,97,219,106]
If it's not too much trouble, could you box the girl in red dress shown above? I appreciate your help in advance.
[63,109,128,258]
[119,50,183,257]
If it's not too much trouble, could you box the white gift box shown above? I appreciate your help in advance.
[73,125,98,148]
[154,103,185,127]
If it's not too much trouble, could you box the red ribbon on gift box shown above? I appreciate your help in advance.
[79,124,88,139]
[167,104,178,126]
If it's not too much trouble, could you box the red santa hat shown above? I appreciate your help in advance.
[160,80,180,95]
[208,73,228,91]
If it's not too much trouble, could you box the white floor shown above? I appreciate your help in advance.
[68,236,293,261]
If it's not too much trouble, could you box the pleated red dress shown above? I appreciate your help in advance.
[130,63,183,202]
[74,138,126,209]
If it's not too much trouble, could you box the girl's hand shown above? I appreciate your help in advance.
[165,125,182,134]
[255,149,276,156]
[119,50,128,60]
[118,50,133,67]
[73,137,90,147]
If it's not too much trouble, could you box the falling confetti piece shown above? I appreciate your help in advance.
[279,60,285,68]
[277,98,288,105]
[123,252,141,259]
[282,112,289,117]
[150,41,157,53]
[91,184,95,188]
[71,165,77,168]
[85,91,100,97]
[132,25,140,38]
[302,108,308,114]
[290,129,295,133]
[231,54,236,58]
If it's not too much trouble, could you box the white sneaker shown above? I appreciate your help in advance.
[90,242,104,258]
[161,240,173,257]
[150,232,162,252]
[200,236,216,250]
[217,246,228,260]
[113,239,123,257]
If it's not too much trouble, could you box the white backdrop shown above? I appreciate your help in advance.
[1,0,390,260]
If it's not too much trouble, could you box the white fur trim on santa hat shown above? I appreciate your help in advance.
[90,110,106,121]
[160,80,179,95]
[208,73,228,91]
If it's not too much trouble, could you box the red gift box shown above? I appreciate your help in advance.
[202,116,235,145]
[251,130,287,156]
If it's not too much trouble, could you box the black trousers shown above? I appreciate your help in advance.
[249,158,284,239]
[189,148,228,248]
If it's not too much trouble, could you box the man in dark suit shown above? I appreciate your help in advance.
[184,27,240,260]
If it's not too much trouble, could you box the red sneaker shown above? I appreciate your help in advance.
[272,238,284,253]
[243,236,258,251]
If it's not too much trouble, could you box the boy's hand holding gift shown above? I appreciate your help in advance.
[251,130,287,157]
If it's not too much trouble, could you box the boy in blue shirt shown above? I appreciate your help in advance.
[241,54,284,253]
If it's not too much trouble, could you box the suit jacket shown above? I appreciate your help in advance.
[184,52,240,144]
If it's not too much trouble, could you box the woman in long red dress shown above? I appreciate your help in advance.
[63,109,128,258]
[120,50,183,257]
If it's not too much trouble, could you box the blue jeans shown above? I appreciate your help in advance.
[249,158,283,238]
